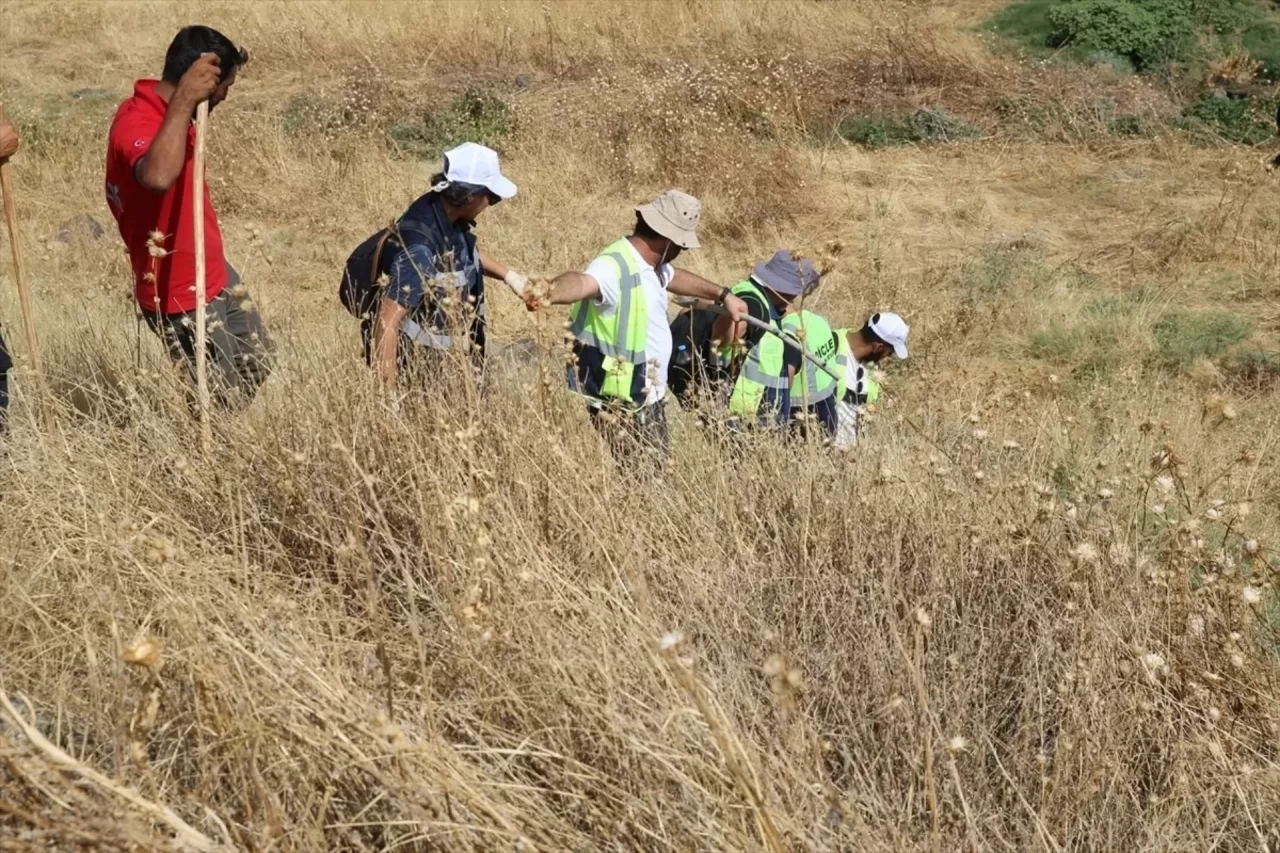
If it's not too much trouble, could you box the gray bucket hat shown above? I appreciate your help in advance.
[750,250,818,297]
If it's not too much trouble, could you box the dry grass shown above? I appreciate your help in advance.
[2,1,1280,851]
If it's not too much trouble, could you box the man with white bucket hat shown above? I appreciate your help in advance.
[531,189,747,464]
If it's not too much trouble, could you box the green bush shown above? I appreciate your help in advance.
[1047,0,1178,71]
[988,0,1063,57]
[990,0,1279,75]
[1152,310,1251,369]
[1241,18,1280,80]
[838,107,980,149]
[1029,320,1119,379]
[1176,92,1278,145]
[1029,323,1084,360]
[1028,292,1155,378]
[389,90,513,159]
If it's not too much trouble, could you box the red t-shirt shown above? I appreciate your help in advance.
[105,79,227,314]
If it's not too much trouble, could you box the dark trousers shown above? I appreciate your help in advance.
[587,397,670,470]
[0,323,10,434]
[142,288,273,412]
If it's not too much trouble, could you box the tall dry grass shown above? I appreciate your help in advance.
[2,1,1279,851]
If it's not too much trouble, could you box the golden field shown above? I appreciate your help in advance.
[1,1,1279,850]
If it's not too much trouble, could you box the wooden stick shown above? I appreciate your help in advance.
[191,100,212,454]
[704,304,842,382]
[0,691,230,852]
[0,103,47,426]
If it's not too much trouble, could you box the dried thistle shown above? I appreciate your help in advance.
[121,636,162,669]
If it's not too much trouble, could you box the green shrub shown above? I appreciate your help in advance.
[388,89,513,159]
[1030,323,1084,360]
[282,90,381,138]
[1028,293,1150,378]
[1176,92,1278,145]
[989,0,1278,74]
[1221,348,1280,390]
[838,107,980,149]
[1152,310,1251,369]
[1242,18,1280,80]
[1047,0,1178,71]
[987,0,1064,57]
[1029,322,1118,379]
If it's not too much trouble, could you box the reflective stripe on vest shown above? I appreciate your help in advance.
[722,278,789,419]
[567,239,649,404]
[785,310,837,406]
[401,317,453,350]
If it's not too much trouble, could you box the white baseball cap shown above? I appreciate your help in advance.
[439,142,517,200]
[868,311,909,359]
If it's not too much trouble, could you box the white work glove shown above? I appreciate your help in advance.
[503,270,529,296]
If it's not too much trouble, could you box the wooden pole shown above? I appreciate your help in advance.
[705,304,842,382]
[0,103,47,427]
[191,100,212,454]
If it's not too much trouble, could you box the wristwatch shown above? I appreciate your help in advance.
[715,287,731,306]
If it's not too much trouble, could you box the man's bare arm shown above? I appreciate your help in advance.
[478,249,508,280]
[666,267,722,301]
[372,298,407,386]
[669,268,748,322]
[544,271,600,305]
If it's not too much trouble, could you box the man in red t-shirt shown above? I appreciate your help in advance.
[106,25,271,410]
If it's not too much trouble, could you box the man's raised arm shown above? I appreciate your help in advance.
[134,54,221,193]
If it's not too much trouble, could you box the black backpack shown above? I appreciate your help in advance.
[339,226,397,319]
[668,307,725,406]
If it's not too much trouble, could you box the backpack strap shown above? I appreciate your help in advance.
[369,229,395,287]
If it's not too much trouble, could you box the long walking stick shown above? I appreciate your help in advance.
[0,103,47,427]
[703,304,842,382]
[191,101,212,454]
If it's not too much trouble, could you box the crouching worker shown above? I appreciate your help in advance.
[782,307,840,437]
[828,311,909,449]
[528,190,747,464]
[340,143,526,388]
[712,251,817,431]
[105,26,272,411]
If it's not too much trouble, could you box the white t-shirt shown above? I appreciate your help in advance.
[833,353,864,450]
[834,401,860,450]
[584,240,674,406]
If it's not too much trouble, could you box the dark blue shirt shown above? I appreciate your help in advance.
[387,193,485,353]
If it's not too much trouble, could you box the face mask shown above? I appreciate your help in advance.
[660,240,683,265]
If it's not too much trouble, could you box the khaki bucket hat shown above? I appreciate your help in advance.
[636,189,701,249]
